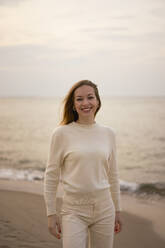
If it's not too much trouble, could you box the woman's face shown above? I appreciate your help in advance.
[74,85,99,119]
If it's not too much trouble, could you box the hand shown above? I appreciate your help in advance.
[48,214,62,239]
[114,211,122,234]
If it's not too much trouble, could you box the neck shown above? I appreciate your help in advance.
[76,117,96,125]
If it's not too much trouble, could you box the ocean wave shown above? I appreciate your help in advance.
[120,179,165,197]
[0,168,44,181]
[0,169,165,196]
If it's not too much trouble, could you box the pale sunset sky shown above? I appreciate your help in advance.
[0,0,165,97]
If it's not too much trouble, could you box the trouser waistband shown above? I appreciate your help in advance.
[63,188,111,205]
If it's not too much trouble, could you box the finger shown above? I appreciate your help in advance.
[118,221,122,231]
[118,224,122,233]
[55,215,62,233]
[114,223,121,234]
[56,221,62,233]
[116,219,122,227]
[49,227,61,239]
[114,223,119,233]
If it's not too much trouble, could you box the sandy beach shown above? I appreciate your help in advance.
[0,179,165,248]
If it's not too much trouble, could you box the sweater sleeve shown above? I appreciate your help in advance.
[43,129,63,216]
[108,130,122,211]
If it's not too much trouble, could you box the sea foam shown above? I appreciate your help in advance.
[0,168,164,196]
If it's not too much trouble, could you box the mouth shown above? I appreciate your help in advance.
[81,107,92,112]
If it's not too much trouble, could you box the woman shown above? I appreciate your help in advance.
[44,80,122,248]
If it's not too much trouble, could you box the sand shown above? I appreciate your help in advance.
[0,179,165,248]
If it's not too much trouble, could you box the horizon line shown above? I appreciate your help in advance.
[0,94,165,98]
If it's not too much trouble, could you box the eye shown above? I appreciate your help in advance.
[88,96,94,99]
[76,98,82,101]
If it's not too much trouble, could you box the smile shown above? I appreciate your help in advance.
[81,107,92,111]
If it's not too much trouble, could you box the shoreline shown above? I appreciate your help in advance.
[0,179,165,248]
[1,167,165,197]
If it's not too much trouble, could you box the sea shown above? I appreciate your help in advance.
[0,96,165,197]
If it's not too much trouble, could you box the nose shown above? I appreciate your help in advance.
[82,98,90,105]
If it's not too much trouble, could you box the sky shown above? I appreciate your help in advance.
[0,0,165,97]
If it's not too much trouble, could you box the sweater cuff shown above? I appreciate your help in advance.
[47,209,57,217]
[44,196,57,216]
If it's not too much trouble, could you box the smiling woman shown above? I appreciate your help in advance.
[59,80,102,125]
[73,85,99,123]
[43,80,122,248]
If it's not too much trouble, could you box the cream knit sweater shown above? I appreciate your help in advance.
[44,121,121,216]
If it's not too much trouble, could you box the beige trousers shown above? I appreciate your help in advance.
[60,189,115,248]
